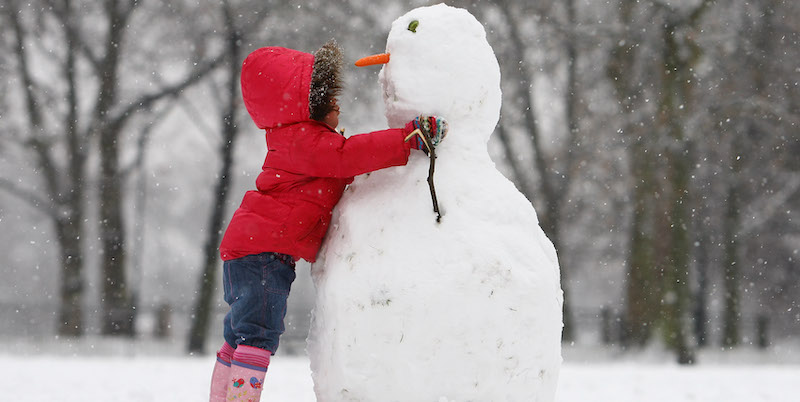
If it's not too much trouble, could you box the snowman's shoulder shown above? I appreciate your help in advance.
[468,173,542,222]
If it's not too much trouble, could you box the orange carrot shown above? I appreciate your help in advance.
[355,53,391,67]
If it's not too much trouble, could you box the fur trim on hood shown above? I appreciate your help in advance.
[309,39,344,122]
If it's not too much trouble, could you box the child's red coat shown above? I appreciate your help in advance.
[219,47,412,262]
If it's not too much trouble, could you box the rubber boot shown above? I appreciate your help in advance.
[225,345,270,402]
[210,342,235,401]
[209,358,232,401]
[225,361,267,401]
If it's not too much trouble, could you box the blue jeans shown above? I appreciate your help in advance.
[222,252,296,353]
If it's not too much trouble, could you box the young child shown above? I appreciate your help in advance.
[208,40,447,402]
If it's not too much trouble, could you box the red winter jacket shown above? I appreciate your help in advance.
[219,47,413,262]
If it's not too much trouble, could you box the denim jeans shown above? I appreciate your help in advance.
[222,252,296,353]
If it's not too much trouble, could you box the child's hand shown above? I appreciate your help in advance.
[404,115,449,154]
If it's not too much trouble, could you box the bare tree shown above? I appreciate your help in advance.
[606,0,715,363]
[709,0,800,346]
[475,0,584,342]
[187,0,249,354]
[2,0,224,336]
[657,0,714,364]
[607,0,662,347]
[4,0,91,336]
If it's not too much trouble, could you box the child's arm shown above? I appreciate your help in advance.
[265,124,412,178]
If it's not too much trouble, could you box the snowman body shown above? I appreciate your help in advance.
[308,5,562,401]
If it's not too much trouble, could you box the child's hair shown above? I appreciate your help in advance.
[309,39,344,122]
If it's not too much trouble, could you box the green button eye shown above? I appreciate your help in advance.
[408,20,419,33]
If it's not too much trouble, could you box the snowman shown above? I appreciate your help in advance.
[307,4,563,401]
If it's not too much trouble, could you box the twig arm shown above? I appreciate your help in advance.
[421,130,441,222]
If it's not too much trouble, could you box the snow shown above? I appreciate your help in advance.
[3,351,799,401]
[309,5,561,401]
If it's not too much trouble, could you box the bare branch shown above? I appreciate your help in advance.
[44,0,101,71]
[109,55,226,130]
[739,175,800,237]
[649,0,715,25]
[0,177,58,218]
[688,0,715,25]
[496,1,554,212]
[495,122,537,200]
[179,93,220,145]
[118,104,176,178]
[7,2,63,205]
[710,95,800,128]
[8,3,43,130]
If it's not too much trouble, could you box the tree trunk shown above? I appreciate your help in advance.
[58,0,87,337]
[693,230,709,347]
[556,0,580,343]
[97,3,135,336]
[187,0,242,354]
[55,218,84,336]
[624,137,658,346]
[495,0,575,342]
[662,142,695,364]
[99,124,135,336]
[720,0,777,348]
[658,17,704,364]
[608,0,660,347]
[722,140,741,347]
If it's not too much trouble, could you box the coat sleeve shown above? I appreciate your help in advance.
[265,124,412,178]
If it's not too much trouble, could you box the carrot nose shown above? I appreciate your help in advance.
[355,53,390,67]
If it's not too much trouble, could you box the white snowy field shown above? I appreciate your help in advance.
[3,345,800,401]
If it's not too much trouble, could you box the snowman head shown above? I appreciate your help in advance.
[357,4,501,151]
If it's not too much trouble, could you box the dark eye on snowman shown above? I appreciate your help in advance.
[408,20,419,33]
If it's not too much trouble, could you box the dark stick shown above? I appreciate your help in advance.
[423,131,442,222]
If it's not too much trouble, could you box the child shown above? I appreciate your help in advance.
[208,40,447,402]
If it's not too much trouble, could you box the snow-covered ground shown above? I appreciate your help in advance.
[3,341,799,401]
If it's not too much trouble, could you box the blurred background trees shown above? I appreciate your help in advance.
[1,0,797,364]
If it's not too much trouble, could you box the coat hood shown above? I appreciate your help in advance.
[241,41,344,130]
[241,47,314,129]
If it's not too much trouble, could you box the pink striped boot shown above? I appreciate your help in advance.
[209,342,235,401]
[225,345,271,402]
